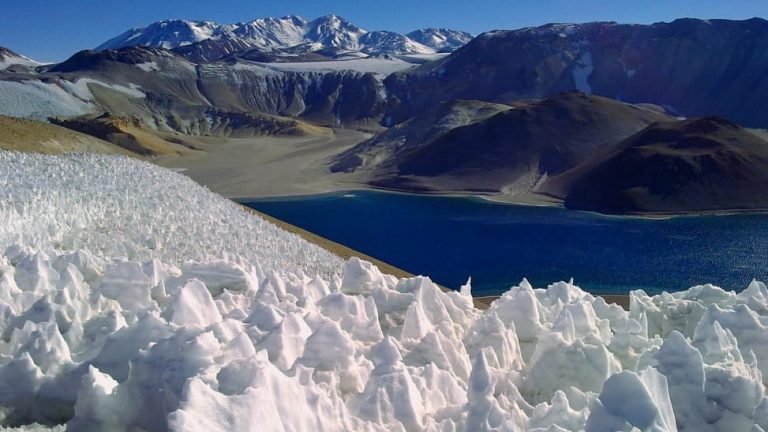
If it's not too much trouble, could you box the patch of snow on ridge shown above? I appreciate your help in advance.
[2,151,768,430]
[60,78,145,99]
[0,56,40,71]
[135,61,160,72]
[262,57,419,77]
[573,50,594,94]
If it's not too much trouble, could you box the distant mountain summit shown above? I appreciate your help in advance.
[94,20,219,51]
[406,28,473,52]
[95,15,471,62]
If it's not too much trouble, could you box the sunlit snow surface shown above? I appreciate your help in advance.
[2,151,768,431]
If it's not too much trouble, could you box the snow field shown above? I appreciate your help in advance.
[0,78,145,121]
[259,56,424,77]
[1,151,768,431]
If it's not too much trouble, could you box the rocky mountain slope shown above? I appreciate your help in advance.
[0,45,400,129]
[386,18,768,128]
[552,117,768,214]
[332,99,511,177]
[333,92,672,194]
[96,15,472,63]
[5,18,768,134]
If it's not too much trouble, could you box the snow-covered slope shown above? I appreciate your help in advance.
[0,152,341,275]
[95,20,220,51]
[0,47,41,70]
[95,15,471,62]
[0,79,97,120]
[2,150,768,431]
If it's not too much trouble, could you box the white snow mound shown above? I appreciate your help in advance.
[1,150,767,431]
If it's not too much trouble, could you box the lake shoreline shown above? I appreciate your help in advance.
[233,183,768,220]
[247,203,633,310]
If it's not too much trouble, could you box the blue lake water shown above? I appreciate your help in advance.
[245,191,768,296]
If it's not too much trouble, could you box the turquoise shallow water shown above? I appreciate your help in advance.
[245,191,768,296]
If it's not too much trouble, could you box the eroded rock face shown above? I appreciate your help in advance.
[9,46,388,129]
[386,18,768,128]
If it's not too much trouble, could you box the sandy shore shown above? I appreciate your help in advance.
[154,127,567,208]
[157,128,372,198]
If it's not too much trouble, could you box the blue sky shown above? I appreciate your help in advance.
[1,0,766,62]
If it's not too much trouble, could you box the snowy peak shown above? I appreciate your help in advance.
[228,15,308,48]
[359,31,433,55]
[95,20,219,51]
[305,14,367,51]
[0,47,41,70]
[406,28,473,52]
[95,15,472,62]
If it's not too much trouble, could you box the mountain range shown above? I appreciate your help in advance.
[95,15,473,63]
[2,17,768,214]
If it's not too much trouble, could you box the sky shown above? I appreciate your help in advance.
[1,0,766,62]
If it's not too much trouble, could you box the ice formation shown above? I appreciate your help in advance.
[2,150,768,431]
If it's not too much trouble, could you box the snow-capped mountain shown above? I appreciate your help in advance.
[226,15,308,48]
[96,15,471,62]
[303,14,367,51]
[406,28,474,52]
[359,31,433,55]
[0,47,40,70]
[95,20,219,51]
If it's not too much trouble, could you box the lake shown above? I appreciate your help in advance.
[245,191,768,296]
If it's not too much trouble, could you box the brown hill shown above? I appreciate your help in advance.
[50,114,198,157]
[51,111,324,157]
[334,92,672,194]
[0,115,134,155]
[331,99,512,174]
[556,117,768,214]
